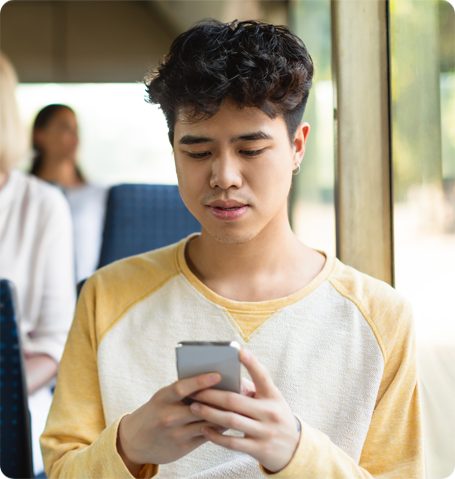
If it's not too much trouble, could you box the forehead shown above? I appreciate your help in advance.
[174,101,287,139]
[49,108,76,125]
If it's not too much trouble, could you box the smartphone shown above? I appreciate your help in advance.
[175,341,241,394]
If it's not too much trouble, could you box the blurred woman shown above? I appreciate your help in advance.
[0,53,75,475]
[31,105,107,282]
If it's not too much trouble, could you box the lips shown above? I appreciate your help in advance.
[207,200,249,221]
[208,200,247,209]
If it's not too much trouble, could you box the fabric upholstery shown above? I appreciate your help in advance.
[98,184,200,268]
[0,279,34,479]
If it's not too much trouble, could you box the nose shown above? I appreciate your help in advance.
[209,153,243,190]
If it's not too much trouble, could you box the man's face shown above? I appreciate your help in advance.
[173,100,308,245]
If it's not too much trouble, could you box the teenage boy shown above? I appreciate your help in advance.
[41,20,423,478]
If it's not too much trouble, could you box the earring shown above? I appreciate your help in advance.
[292,163,301,176]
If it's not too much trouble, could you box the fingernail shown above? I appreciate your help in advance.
[191,402,200,412]
[208,373,220,384]
[202,427,210,435]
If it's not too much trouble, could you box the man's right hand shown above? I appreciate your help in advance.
[117,372,223,476]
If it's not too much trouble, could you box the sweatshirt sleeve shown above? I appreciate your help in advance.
[40,277,158,479]
[22,187,76,363]
[261,283,424,478]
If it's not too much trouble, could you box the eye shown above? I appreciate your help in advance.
[240,149,265,157]
[187,151,211,159]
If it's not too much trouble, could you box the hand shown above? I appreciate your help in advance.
[25,353,58,394]
[189,349,300,473]
[117,373,256,476]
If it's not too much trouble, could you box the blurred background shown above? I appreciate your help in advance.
[390,3,455,476]
[1,0,338,249]
[1,1,454,477]
[2,1,291,187]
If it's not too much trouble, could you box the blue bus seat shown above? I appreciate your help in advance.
[0,279,34,479]
[97,184,201,268]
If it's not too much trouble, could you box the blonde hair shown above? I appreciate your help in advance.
[0,52,27,173]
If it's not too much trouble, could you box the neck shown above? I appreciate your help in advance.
[190,213,296,278]
[185,203,325,302]
[36,155,84,188]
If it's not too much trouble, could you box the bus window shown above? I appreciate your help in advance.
[15,83,176,186]
[290,0,335,256]
[390,1,455,477]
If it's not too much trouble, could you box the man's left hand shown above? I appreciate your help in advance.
[189,349,300,473]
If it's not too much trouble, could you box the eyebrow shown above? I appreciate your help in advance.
[179,135,213,145]
[230,131,273,143]
[178,131,273,145]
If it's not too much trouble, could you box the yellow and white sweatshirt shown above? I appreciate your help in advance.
[41,236,424,478]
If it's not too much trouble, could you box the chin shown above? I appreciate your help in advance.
[207,227,260,245]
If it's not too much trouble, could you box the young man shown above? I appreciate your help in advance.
[41,20,424,478]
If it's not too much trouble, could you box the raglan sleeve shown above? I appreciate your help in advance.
[40,277,158,479]
[260,298,424,479]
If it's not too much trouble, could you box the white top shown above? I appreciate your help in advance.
[63,184,107,283]
[0,169,76,362]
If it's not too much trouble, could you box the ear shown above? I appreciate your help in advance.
[293,122,310,167]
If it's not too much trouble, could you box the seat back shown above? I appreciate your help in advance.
[0,279,34,479]
[98,184,201,268]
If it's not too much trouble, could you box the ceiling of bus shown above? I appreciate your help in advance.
[146,1,262,37]
[0,0,288,83]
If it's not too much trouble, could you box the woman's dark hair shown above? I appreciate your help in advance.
[30,104,83,182]
[145,19,314,145]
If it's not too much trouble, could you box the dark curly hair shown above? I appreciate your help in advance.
[145,19,314,145]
